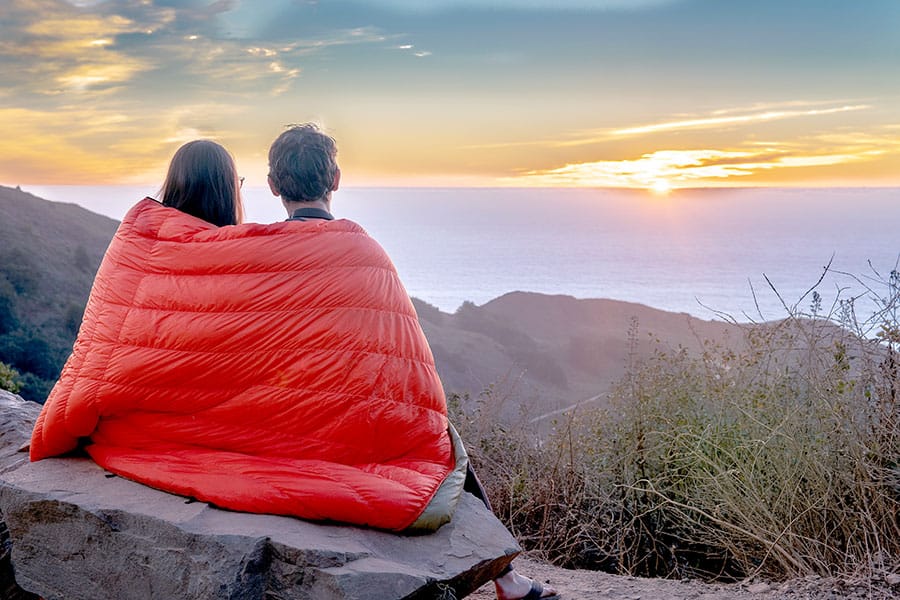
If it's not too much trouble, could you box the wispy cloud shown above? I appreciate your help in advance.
[707,98,870,116]
[247,46,279,58]
[276,26,392,56]
[391,42,433,58]
[611,105,870,137]
[465,102,875,151]
[57,61,149,92]
[24,14,140,38]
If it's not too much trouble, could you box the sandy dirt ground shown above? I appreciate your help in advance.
[466,556,900,600]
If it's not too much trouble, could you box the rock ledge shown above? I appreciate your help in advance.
[0,391,518,599]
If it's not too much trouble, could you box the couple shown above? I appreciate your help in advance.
[30,125,558,600]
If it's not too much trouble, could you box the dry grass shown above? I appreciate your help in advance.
[450,266,900,582]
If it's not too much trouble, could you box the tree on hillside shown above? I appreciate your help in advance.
[0,249,38,295]
[73,244,92,273]
[0,361,21,394]
[0,328,60,402]
[64,303,84,335]
[0,280,17,335]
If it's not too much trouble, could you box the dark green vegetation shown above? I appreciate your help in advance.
[452,273,900,583]
[0,185,118,402]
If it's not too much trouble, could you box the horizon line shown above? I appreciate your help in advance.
[7,182,900,192]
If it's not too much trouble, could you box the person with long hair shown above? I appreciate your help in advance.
[159,139,244,226]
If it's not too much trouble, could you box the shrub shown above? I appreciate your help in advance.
[15,372,54,404]
[451,266,900,582]
[597,316,899,580]
[0,361,22,394]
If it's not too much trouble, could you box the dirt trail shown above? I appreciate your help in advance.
[466,556,900,600]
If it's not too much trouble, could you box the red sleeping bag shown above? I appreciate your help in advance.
[30,198,462,531]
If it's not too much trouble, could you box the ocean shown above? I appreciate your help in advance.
[23,185,900,325]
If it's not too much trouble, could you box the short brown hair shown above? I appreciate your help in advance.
[268,123,338,203]
[160,140,242,226]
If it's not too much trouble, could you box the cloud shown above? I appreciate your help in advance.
[247,46,279,58]
[391,42,433,58]
[0,0,416,184]
[0,106,150,184]
[276,26,392,55]
[707,98,869,116]
[0,1,168,94]
[466,102,878,154]
[502,143,892,189]
[504,149,755,188]
[0,102,250,184]
[24,14,136,37]
[0,1,392,100]
[611,105,871,137]
[56,61,149,91]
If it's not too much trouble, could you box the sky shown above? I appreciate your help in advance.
[1,0,899,190]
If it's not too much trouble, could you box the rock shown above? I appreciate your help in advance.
[0,391,519,599]
[0,392,41,600]
[1,518,39,600]
[746,582,771,593]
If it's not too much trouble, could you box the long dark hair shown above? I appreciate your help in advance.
[160,140,243,227]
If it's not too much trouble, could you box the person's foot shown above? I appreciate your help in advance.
[495,568,560,600]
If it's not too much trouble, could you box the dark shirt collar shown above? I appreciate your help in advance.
[287,207,334,221]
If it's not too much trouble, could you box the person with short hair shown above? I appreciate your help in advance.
[265,123,560,600]
[268,123,340,208]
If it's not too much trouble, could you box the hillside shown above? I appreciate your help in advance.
[414,292,747,422]
[0,185,119,401]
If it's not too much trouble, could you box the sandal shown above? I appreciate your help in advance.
[514,580,560,600]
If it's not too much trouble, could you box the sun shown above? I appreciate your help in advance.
[649,180,671,195]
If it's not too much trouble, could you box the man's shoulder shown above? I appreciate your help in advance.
[278,218,379,245]
[281,217,363,232]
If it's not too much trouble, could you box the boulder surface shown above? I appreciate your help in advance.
[0,391,519,599]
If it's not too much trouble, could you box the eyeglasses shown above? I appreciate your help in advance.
[239,176,245,189]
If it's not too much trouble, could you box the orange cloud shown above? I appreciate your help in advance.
[0,102,253,185]
[502,144,892,189]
